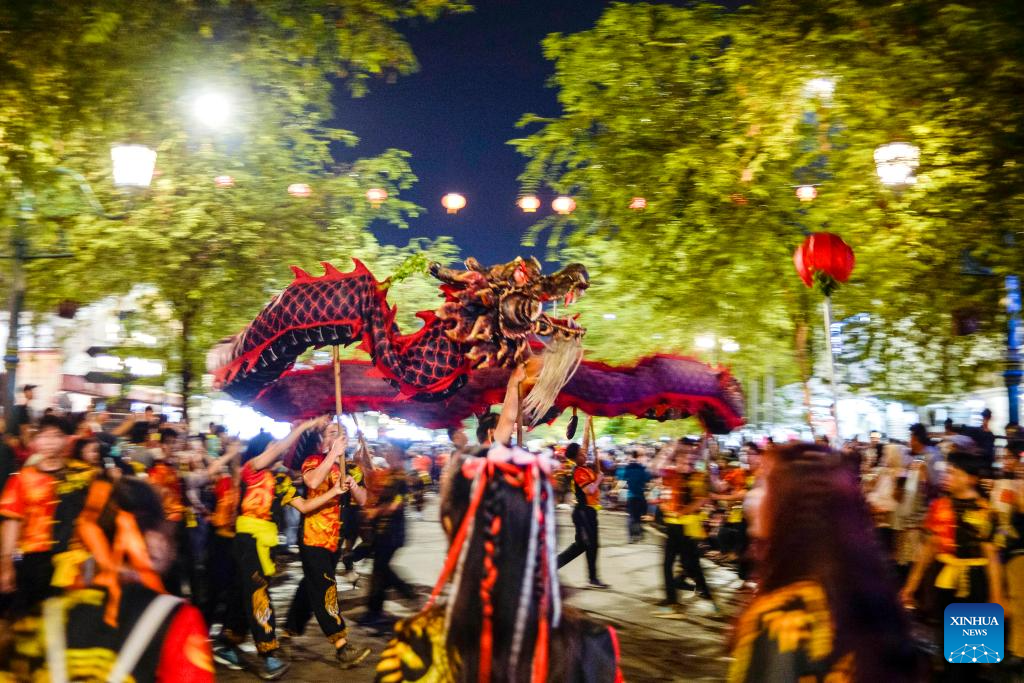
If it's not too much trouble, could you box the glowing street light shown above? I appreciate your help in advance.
[804,77,836,99]
[517,195,541,213]
[192,91,232,129]
[442,192,467,214]
[366,188,388,208]
[796,185,818,202]
[695,334,716,351]
[721,339,741,353]
[287,183,312,198]
[110,145,157,188]
[552,195,576,215]
[874,142,920,187]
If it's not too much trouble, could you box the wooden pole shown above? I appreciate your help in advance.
[589,416,600,475]
[332,345,346,480]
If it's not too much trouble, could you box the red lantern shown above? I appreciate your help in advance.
[793,232,855,294]
[214,175,234,188]
[366,188,388,208]
[629,197,647,210]
[288,183,312,198]
[795,185,817,202]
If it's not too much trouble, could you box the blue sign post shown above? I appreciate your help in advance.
[1007,275,1022,426]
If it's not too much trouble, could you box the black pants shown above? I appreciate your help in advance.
[234,532,280,655]
[663,524,708,603]
[285,543,348,643]
[206,532,246,642]
[10,552,56,616]
[558,506,600,582]
[627,498,646,541]
[368,539,414,614]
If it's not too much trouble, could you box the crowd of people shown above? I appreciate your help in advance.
[1,371,1023,682]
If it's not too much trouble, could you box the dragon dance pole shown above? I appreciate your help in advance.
[332,345,346,479]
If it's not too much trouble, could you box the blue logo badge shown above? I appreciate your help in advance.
[944,603,1004,663]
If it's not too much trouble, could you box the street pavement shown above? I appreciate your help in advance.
[219,496,745,682]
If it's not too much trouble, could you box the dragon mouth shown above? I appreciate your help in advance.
[537,281,587,338]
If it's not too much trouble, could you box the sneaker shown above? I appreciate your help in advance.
[335,644,372,669]
[588,580,610,590]
[653,604,683,618]
[212,644,243,670]
[258,655,290,681]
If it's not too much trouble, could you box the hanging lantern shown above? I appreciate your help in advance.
[441,192,467,214]
[729,193,748,205]
[629,197,647,211]
[110,144,157,188]
[793,232,855,295]
[517,195,541,213]
[795,185,817,202]
[366,188,388,208]
[288,183,312,198]
[874,142,920,187]
[214,175,235,188]
[552,196,576,215]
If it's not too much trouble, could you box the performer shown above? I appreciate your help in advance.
[0,415,95,616]
[283,421,371,668]
[359,443,417,629]
[206,440,248,667]
[147,429,188,597]
[218,417,347,680]
[902,448,1003,678]
[376,368,623,682]
[656,439,713,612]
[0,477,214,682]
[557,416,610,589]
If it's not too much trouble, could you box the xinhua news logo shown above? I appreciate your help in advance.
[944,603,1004,664]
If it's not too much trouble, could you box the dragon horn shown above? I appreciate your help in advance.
[321,262,344,277]
[290,265,312,281]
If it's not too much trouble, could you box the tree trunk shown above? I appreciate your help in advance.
[180,310,193,425]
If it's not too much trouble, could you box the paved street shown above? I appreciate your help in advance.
[219,497,746,682]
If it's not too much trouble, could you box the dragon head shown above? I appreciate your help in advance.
[430,256,589,368]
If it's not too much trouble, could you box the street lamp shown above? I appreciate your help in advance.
[111,145,157,188]
[3,146,154,416]
[874,142,920,187]
[192,91,232,129]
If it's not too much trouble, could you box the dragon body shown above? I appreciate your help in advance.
[209,258,745,433]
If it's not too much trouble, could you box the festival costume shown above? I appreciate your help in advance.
[284,453,357,644]
[233,461,298,655]
[366,469,413,616]
[660,469,709,603]
[557,465,602,583]
[729,580,855,682]
[205,473,246,641]
[0,460,95,613]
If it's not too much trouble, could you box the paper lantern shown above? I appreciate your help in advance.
[517,195,541,213]
[795,185,817,202]
[214,175,234,188]
[442,193,467,214]
[793,232,855,294]
[629,197,647,210]
[366,188,388,208]
[552,196,576,215]
[288,183,312,198]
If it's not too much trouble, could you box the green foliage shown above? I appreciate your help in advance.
[0,0,469,415]
[514,1,1023,406]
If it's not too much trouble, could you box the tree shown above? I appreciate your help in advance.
[0,0,469,419]
[513,1,1022,415]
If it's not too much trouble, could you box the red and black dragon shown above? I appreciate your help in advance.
[207,257,744,433]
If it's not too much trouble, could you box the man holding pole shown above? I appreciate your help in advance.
[557,416,610,589]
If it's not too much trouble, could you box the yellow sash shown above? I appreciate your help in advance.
[935,553,988,598]
[236,515,279,576]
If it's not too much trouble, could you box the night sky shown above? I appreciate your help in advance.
[332,0,608,266]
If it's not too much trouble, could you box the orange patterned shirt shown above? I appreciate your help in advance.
[210,475,239,538]
[239,462,296,521]
[301,454,341,552]
[0,462,95,554]
[148,462,185,522]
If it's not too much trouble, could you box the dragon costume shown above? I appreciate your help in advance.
[208,257,744,433]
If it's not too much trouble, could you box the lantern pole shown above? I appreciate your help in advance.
[822,295,840,441]
[332,345,346,481]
